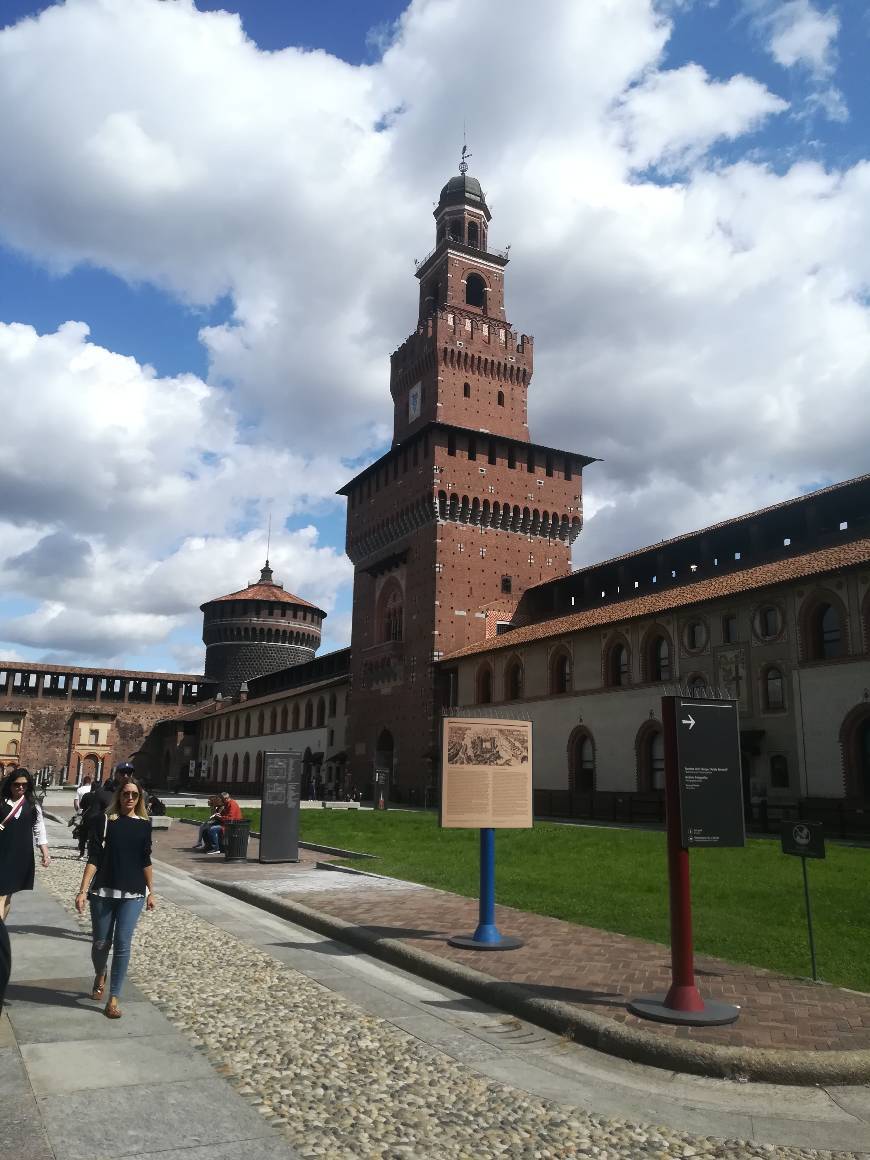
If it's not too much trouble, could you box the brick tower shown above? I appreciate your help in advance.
[340,161,595,800]
[201,561,326,697]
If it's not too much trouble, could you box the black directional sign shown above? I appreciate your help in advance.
[781,821,825,860]
[259,750,302,863]
[669,696,745,848]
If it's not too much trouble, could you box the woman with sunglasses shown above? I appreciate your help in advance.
[0,768,51,922]
[75,774,155,1019]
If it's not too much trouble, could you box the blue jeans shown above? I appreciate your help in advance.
[205,824,223,851]
[89,895,145,999]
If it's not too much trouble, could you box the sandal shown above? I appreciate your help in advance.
[91,975,105,1001]
[104,999,122,1020]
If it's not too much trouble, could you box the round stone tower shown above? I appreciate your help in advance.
[201,561,326,696]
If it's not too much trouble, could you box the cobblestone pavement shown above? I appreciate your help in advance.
[149,822,870,1054]
[37,853,866,1160]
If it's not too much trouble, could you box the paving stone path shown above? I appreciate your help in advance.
[37,853,866,1160]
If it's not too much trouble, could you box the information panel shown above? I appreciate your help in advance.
[259,750,302,863]
[670,697,744,848]
[781,820,825,859]
[440,717,532,829]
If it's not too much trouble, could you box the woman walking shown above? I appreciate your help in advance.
[0,768,51,922]
[75,774,155,1019]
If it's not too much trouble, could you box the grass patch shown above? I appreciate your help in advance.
[167,806,870,992]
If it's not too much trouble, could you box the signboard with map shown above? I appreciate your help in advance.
[440,717,533,829]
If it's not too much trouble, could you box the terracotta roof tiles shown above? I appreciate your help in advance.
[443,537,870,662]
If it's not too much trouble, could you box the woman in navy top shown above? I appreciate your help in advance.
[76,771,155,1019]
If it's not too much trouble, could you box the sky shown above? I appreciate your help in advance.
[0,0,868,675]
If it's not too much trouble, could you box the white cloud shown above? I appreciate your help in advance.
[745,1,846,121]
[0,0,867,666]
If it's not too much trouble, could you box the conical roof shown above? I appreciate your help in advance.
[200,562,326,615]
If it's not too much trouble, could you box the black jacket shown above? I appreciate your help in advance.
[87,815,152,895]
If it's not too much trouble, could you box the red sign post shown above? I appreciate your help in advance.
[628,695,742,1026]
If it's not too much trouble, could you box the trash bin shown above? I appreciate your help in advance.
[222,819,251,863]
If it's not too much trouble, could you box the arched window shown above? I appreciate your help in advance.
[605,639,630,687]
[280,705,288,731]
[212,756,218,779]
[770,754,789,789]
[316,698,326,727]
[6,740,18,756]
[242,752,250,781]
[476,664,492,705]
[221,754,228,781]
[465,273,486,308]
[268,707,276,733]
[763,666,785,711]
[304,701,313,728]
[378,580,404,644]
[257,709,265,734]
[292,703,300,730]
[802,597,845,661]
[497,390,504,406]
[233,716,239,739]
[686,673,707,696]
[467,219,479,247]
[463,382,471,398]
[636,721,665,791]
[550,650,572,694]
[842,712,870,799]
[505,658,523,701]
[569,729,595,793]
[244,713,251,738]
[328,693,337,717]
[231,753,239,781]
[644,630,672,682]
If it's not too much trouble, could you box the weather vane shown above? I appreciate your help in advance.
[460,121,471,175]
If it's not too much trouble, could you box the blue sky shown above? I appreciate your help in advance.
[0,0,868,675]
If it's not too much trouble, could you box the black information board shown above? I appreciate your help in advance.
[781,821,825,859]
[670,697,745,848]
[259,750,302,863]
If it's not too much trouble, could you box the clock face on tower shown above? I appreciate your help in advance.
[408,382,422,422]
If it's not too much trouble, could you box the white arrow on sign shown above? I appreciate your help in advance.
[681,713,696,730]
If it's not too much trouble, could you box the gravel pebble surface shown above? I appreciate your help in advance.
[37,857,865,1160]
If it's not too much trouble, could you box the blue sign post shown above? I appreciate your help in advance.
[448,827,523,951]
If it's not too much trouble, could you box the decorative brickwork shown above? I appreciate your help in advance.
[341,168,594,799]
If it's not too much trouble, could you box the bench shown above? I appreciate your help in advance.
[322,801,361,810]
[150,816,172,830]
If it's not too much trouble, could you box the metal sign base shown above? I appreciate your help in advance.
[628,995,740,1026]
[448,932,524,951]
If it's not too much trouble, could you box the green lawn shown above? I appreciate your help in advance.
[167,806,870,992]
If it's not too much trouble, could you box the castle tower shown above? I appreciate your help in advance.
[201,562,326,696]
[341,161,595,799]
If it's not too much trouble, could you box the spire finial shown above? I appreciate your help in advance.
[260,511,274,583]
[459,123,471,176]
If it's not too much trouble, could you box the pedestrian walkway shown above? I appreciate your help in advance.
[23,814,870,1157]
[1,877,298,1159]
[148,819,870,1078]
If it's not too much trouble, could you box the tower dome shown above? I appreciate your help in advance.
[200,562,326,696]
[436,173,490,220]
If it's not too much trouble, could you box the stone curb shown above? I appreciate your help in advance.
[202,877,870,1087]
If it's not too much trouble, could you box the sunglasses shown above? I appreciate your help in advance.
[120,790,140,799]
[11,781,27,789]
